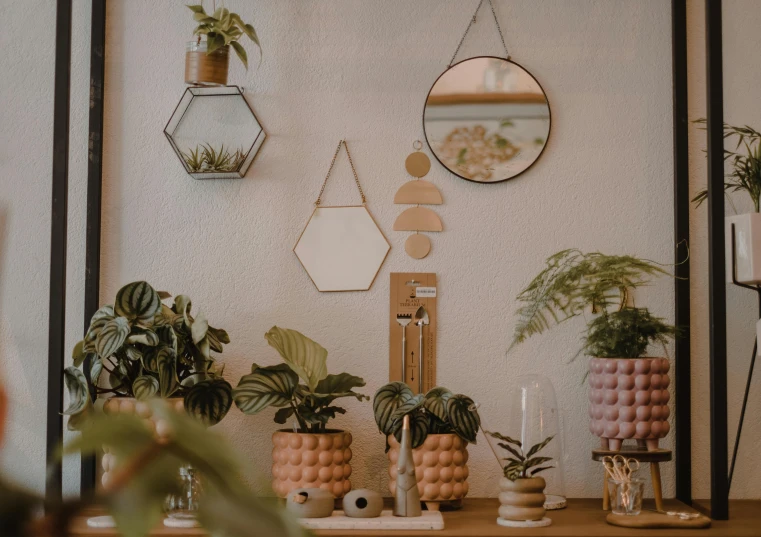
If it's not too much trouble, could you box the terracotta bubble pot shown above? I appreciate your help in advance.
[588,357,671,451]
[271,430,353,499]
[387,433,469,510]
[498,476,546,522]
[100,397,184,489]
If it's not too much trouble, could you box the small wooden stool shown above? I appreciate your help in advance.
[592,446,672,512]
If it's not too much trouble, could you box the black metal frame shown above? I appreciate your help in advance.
[705,0,730,521]
[45,0,698,507]
[81,0,107,495]
[671,0,692,507]
[45,0,73,505]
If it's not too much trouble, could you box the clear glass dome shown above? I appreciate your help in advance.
[481,374,567,509]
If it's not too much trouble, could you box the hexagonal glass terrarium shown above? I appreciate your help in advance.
[294,206,391,292]
[164,86,266,179]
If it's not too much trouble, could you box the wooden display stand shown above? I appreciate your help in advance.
[592,446,672,512]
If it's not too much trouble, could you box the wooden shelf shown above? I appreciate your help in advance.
[65,499,760,537]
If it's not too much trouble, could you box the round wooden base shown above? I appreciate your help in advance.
[86,516,116,528]
[164,517,201,528]
[496,517,552,528]
[544,494,567,510]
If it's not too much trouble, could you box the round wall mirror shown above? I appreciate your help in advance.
[423,56,551,184]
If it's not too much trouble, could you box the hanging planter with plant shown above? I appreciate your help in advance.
[63,281,234,488]
[233,326,369,499]
[373,382,480,511]
[693,121,761,284]
[509,250,678,451]
[186,4,261,86]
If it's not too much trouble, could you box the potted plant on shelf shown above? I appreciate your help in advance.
[693,121,761,284]
[233,326,369,499]
[373,382,480,511]
[63,281,234,487]
[489,432,554,526]
[186,4,261,86]
[509,250,677,451]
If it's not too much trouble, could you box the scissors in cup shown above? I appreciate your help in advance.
[602,455,640,483]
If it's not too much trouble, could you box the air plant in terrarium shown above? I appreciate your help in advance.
[180,144,247,173]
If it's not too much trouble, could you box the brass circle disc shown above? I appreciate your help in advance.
[405,152,431,178]
[405,234,431,259]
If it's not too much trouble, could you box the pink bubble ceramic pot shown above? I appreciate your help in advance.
[588,357,670,451]
[387,433,469,511]
[271,430,353,499]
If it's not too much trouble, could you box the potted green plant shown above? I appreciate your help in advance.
[488,432,553,526]
[509,250,677,451]
[233,326,369,499]
[63,281,233,487]
[373,383,480,510]
[693,121,761,284]
[186,4,261,86]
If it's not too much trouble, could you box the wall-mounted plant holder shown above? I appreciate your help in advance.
[164,86,266,179]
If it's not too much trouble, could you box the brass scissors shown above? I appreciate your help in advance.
[602,455,640,482]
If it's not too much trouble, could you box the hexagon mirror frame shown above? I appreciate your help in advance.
[294,206,391,292]
[164,85,266,180]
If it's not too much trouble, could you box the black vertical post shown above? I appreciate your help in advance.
[706,0,729,521]
[46,0,73,505]
[81,0,107,495]
[672,0,692,506]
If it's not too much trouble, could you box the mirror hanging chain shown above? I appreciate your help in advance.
[449,0,510,66]
[315,140,367,206]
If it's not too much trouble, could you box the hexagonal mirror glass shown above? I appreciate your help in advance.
[164,86,266,179]
[294,207,390,292]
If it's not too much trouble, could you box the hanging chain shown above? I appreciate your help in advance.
[449,0,510,67]
[315,140,367,206]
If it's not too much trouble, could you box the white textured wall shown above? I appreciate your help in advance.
[2,0,758,501]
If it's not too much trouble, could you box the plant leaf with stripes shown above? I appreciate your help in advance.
[133,375,159,401]
[86,304,115,338]
[233,363,298,415]
[127,327,160,346]
[87,356,103,386]
[392,411,430,450]
[191,312,209,344]
[114,281,161,322]
[185,378,233,426]
[487,430,522,448]
[63,367,90,416]
[498,442,524,461]
[423,386,453,422]
[264,326,328,392]
[525,435,554,459]
[156,345,178,397]
[72,340,87,367]
[390,393,425,425]
[446,394,481,444]
[373,381,413,435]
[96,317,130,359]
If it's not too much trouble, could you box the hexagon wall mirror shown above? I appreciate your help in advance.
[164,86,266,179]
[294,206,390,292]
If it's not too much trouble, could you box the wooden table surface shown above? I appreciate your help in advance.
[66,499,760,537]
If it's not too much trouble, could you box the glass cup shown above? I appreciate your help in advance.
[609,478,644,516]
[165,466,202,520]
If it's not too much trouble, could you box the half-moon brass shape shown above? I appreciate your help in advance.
[405,152,431,178]
[393,180,443,205]
[393,207,443,232]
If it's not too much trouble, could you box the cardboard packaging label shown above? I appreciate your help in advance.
[389,273,437,394]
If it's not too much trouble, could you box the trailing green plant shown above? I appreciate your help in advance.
[180,144,246,173]
[233,326,369,433]
[373,383,481,451]
[64,281,233,429]
[188,4,261,69]
[692,120,761,212]
[487,431,554,481]
[1,401,306,537]
[509,249,677,359]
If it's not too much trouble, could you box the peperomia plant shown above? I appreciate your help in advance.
[373,383,481,451]
[64,281,233,429]
[233,327,369,433]
[188,4,261,69]
[488,432,554,481]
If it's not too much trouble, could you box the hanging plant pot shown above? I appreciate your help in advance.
[185,41,229,86]
[725,213,761,285]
